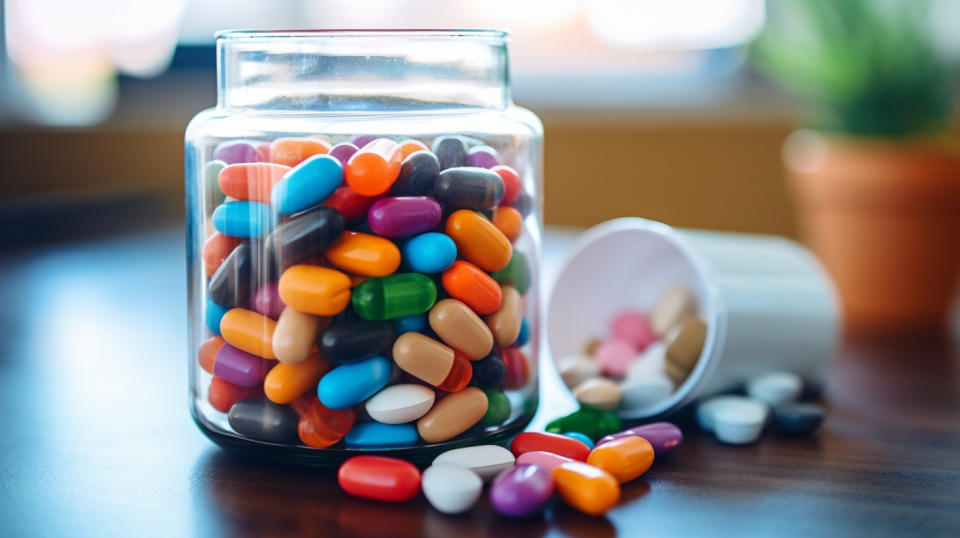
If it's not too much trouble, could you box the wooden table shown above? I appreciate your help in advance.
[1,223,958,537]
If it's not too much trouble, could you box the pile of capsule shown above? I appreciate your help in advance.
[197,134,535,448]
[557,284,707,412]
[337,422,683,516]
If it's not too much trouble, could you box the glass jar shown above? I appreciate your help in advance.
[185,30,542,464]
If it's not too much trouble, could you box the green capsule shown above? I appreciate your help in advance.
[491,251,531,295]
[352,273,437,321]
[481,389,511,426]
[545,407,623,441]
[204,160,227,212]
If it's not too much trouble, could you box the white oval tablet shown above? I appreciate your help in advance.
[626,342,667,381]
[421,464,483,514]
[557,355,601,388]
[696,395,752,432]
[712,398,769,445]
[747,371,803,407]
[364,384,436,424]
[432,445,515,481]
[620,374,674,410]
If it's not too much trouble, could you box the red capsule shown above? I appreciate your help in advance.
[338,456,421,502]
[323,186,382,221]
[208,377,263,413]
[502,346,531,390]
[510,432,591,461]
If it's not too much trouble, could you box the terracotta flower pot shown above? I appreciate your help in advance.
[785,131,960,334]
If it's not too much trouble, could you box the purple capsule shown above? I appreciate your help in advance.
[213,141,259,164]
[251,282,286,319]
[595,422,683,457]
[348,134,380,148]
[490,464,554,518]
[328,142,359,167]
[467,145,499,168]
[213,344,270,387]
[367,196,442,238]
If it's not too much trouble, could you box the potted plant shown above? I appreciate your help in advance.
[751,0,960,334]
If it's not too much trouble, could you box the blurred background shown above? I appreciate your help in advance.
[1,0,959,332]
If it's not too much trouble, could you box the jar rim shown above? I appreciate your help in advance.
[216,29,509,41]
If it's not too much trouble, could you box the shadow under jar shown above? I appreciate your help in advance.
[185,30,543,465]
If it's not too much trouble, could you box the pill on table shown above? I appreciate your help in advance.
[492,206,523,243]
[491,165,522,205]
[502,346,531,390]
[264,353,333,404]
[772,402,825,436]
[220,308,277,359]
[338,456,421,503]
[510,432,591,461]
[563,432,595,449]
[747,371,803,407]
[317,356,392,409]
[433,445,516,481]
[471,352,506,389]
[595,339,636,379]
[620,374,674,410]
[296,396,356,448]
[345,138,403,196]
[429,298,494,360]
[490,251,531,295]
[212,343,270,387]
[586,436,654,484]
[696,395,750,433]
[516,451,576,472]
[328,142,359,165]
[573,377,622,411]
[202,232,244,278]
[713,398,769,445]
[596,422,683,457]
[610,309,656,352]
[269,136,331,167]
[397,139,428,159]
[352,273,437,321]
[393,332,472,391]
[557,355,601,388]
[278,264,352,316]
[206,298,229,336]
[626,342,667,381]
[422,464,483,514]
[442,260,502,315]
[551,462,620,516]
[394,314,427,334]
[324,231,401,277]
[227,398,300,443]
[367,196,442,238]
[272,307,329,364]
[485,286,523,348]
[218,162,290,202]
[391,150,440,196]
[402,232,457,274]
[252,282,286,319]
[433,167,504,210]
[545,408,623,442]
[271,154,342,214]
[490,464,554,518]
[665,316,707,384]
[431,136,468,169]
[652,284,696,337]
[198,336,225,374]
[481,389,511,426]
[208,377,263,413]
[417,387,488,443]
[365,384,436,424]
[322,186,381,221]
[213,140,259,164]
[319,320,396,363]
[212,201,275,238]
[344,422,420,448]
[466,145,498,168]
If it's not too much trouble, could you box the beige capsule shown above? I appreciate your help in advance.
[666,315,707,370]
[272,307,330,364]
[652,284,696,337]
[484,286,522,348]
[417,387,488,443]
[429,299,494,360]
[572,377,623,410]
[393,332,455,386]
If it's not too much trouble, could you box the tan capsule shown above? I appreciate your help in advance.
[652,284,696,337]
[272,307,330,364]
[393,332,455,386]
[417,387,488,443]
[428,299,494,360]
[484,286,522,348]
[573,377,623,410]
[666,315,707,370]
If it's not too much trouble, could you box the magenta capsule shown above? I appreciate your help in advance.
[213,343,271,387]
[367,196,443,238]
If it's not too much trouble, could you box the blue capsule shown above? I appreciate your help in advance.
[395,314,428,334]
[344,422,419,448]
[212,201,275,238]
[516,318,530,347]
[402,232,457,274]
[271,154,343,214]
[563,431,595,449]
[206,297,229,335]
[318,356,392,410]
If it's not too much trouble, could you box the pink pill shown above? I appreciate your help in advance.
[610,310,656,352]
[252,282,286,320]
[516,450,577,472]
[595,339,636,378]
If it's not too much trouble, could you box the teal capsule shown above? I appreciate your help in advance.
[481,389,511,426]
[352,273,437,321]
[491,251,531,295]
[563,432,595,449]
[545,407,623,441]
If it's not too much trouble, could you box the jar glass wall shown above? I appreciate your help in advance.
[185,30,542,464]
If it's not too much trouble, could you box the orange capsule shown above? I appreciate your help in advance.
[297,396,356,448]
[208,377,263,413]
[392,332,472,392]
[586,436,655,484]
[345,138,402,196]
[218,162,290,202]
[278,265,352,316]
[442,260,502,315]
[398,139,429,160]
[325,231,401,277]
[202,232,245,278]
[551,462,621,516]
[220,308,278,359]
[492,206,523,243]
[445,210,512,272]
[264,352,334,404]
[198,336,225,374]
[269,137,331,167]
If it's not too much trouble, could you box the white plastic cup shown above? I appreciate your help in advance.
[547,218,840,420]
